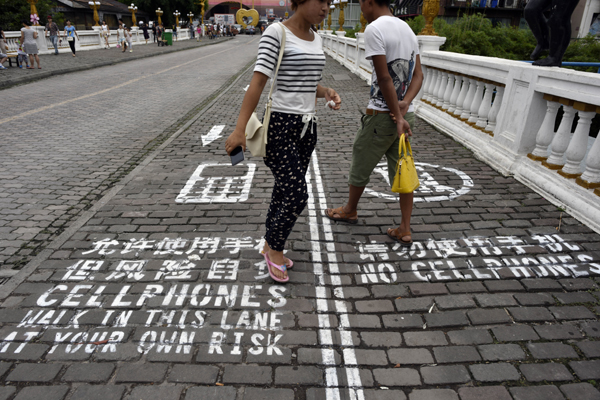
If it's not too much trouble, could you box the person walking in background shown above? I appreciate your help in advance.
[21,20,41,68]
[142,22,149,44]
[152,23,157,43]
[125,27,133,52]
[45,16,60,55]
[173,25,178,41]
[0,27,7,70]
[16,41,31,68]
[63,20,79,57]
[325,0,423,248]
[225,0,341,283]
[101,20,110,48]
[117,24,125,50]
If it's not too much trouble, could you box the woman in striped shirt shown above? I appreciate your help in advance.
[225,0,341,283]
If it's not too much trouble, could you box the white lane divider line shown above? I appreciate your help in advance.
[201,125,226,146]
[308,152,365,400]
[306,166,341,400]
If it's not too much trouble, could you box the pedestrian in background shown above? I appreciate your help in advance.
[45,15,60,55]
[173,25,178,41]
[117,24,125,50]
[101,20,110,48]
[125,27,133,52]
[0,27,7,70]
[17,41,31,68]
[64,19,78,57]
[21,19,41,68]
[152,23,157,43]
[225,0,341,283]
[142,22,149,44]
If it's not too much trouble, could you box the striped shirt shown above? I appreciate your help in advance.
[254,23,326,115]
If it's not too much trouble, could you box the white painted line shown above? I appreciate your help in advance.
[307,152,364,399]
[201,125,226,146]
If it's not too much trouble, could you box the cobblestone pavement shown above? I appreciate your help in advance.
[0,36,233,89]
[1,49,600,400]
[0,35,259,272]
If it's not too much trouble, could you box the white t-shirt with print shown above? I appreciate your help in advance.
[254,23,326,115]
[364,16,419,113]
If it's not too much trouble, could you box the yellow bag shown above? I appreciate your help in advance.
[392,134,420,193]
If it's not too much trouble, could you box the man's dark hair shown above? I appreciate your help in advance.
[373,0,391,6]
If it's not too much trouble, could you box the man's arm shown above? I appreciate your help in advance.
[371,54,412,137]
[398,55,423,117]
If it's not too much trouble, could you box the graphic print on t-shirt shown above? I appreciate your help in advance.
[369,52,415,110]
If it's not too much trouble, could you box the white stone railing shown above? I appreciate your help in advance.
[320,30,600,234]
[3,27,191,56]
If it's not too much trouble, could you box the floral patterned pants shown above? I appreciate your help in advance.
[263,112,317,252]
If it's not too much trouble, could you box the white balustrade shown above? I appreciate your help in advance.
[579,131,600,187]
[1,26,192,55]
[529,96,561,159]
[476,82,494,128]
[454,76,469,117]
[560,105,597,177]
[485,85,504,133]
[467,80,484,124]
[448,75,462,114]
[320,31,600,232]
[544,102,577,168]
[442,72,454,110]
[460,78,477,120]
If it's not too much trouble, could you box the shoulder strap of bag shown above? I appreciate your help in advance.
[266,23,286,102]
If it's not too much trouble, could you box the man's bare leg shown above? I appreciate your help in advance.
[396,192,414,241]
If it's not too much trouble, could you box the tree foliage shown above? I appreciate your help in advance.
[406,13,600,72]
[0,0,60,31]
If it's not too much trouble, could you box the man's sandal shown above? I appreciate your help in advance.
[263,252,289,283]
[324,206,358,224]
[387,228,413,247]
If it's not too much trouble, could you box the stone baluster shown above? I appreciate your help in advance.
[454,76,470,117]
[422,67,433,103]
[467,80,485,125]
[442,72,454,110]
[485,85,504,134]
[528,95,562,161]
[448,75,463,114]
[558,102,597,178]
[577,107,600,190]
[430,69,442,104]
[460,78,477,120]
[475,82,495,129]
[543,100,576,169]
[435,71,448,108]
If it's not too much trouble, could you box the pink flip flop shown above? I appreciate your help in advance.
[263,252,289,283]
[260,250,293,269]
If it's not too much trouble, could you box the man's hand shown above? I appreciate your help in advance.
[398,100,409,117]
[325,88,341,110]
[225,128,246,155]
[397,117,412,139]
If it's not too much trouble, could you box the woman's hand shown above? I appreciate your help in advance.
[325,87,341,110]
[225,128,246,155]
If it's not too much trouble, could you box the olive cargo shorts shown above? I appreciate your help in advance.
[348,112,415,187]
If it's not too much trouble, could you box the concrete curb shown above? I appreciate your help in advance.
[0,37,234,90]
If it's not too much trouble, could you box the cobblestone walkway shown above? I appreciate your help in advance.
[0,35,258,271]
[0,36,233,89]
[0,48,599,400]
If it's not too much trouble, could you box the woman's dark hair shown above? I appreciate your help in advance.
[47,15,53,19]
[290,0,308,10]
[22,19,30,26]
[65,19,71,23]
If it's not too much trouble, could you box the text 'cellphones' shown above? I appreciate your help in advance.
[230,146,244,166]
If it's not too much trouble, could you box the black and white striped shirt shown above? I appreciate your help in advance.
[254,24,326,115]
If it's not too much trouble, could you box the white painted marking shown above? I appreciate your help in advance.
[201,125,226,146]
[176,162,256,203]
[364,162,473,202]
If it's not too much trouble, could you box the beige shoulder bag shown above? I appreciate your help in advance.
[245,23,286,158]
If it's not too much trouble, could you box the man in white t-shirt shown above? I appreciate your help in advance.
[325,0,423,247]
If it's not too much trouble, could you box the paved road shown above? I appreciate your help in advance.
[1,40,600,400]
[0,35,259,271]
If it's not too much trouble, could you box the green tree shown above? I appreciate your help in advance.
[0,0,59,31]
